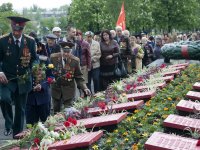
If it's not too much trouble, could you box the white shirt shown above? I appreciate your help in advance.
[13,35,22,47]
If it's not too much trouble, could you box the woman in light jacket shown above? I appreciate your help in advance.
[130,36,144,71]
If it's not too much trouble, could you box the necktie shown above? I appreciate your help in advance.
[15,40,20,49]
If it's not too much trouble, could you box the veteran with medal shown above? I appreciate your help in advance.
[0,16,37,137]
[50,41,91,113]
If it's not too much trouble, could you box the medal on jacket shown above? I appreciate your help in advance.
[6,38,12,56]
[63,58,74,81]
[20,38,31,67]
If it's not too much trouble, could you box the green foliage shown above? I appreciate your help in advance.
[68,0,200,34]
[0,3,18,35]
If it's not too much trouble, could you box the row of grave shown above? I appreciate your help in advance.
[145,82,200,149]
[13,63,189,150]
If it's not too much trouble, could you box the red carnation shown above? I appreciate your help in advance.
[67,117,73,122]
[126,84,132,91]
[84,106,89,112]
[47,77,54,84]
[160,63,166,69]
[33,137,40,145]
[112,96,117,102]
[98,102,106,109]
[197,140,200,146]
[67,117,77,125]
[66,72,72,79]
[133,83,137,89]
[137,76,143,82]
[64,121,70,127]
[71,119,77,125]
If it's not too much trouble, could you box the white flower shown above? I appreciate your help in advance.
[40,138,54,147]
[37,122,48,134]
[50,131,59,139]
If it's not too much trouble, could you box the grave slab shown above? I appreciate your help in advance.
[163,114,200,131]
[87,100,144,116]
[162,70,180,77]
[169,65,186,70]
[176,100,200,113]
[134,82,166,91]
[48,131,103,150]
[170,63,189,67]
[193,82,200,91]
[153,76,174,82]
[145,132,200,150]
[127,91,156,100]
[55,113,127,131]
[186,91,200,100]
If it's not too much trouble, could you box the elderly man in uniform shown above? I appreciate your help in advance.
[50,41,91,113]
[0,16,37,137]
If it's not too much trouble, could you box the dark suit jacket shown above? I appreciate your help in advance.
[26,80,51,105]
[46,43,61,57]
[114,35,131,57]
[0,33,38,95]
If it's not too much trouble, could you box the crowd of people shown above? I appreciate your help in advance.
[0,16,199,138]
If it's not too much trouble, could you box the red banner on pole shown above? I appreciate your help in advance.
[116,2,126,31]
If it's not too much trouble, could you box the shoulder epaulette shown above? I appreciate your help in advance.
[24,34,34,40]
[71,55,80,62]
[0,33,9,39]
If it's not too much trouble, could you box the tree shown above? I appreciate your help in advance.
[0,3,18,35]
[40,17,56,35]
[0,3,13,12]
[68,0,200,34]
[151,0,200,33]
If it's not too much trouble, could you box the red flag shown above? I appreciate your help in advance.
[116,2,126,31]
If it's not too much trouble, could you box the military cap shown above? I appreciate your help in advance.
[7,16,30,31]
[59,41,75,52]
[85,31,94,37]
[46,34,57,39]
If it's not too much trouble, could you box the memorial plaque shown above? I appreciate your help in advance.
[87,100,144,115]
[176,100,200,113]
[163,114,200,131]
[127,91,156,100]
[186,91,200,100]
[55,113,127,131]
[193,82,200,91]
[145,132,199,150]
[48,131,103,150]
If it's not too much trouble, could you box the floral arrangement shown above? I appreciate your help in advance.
[9,108,87,150]
[32,63,47,84]
[17,121,87,150]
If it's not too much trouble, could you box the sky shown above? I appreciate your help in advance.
[0,0,72,11]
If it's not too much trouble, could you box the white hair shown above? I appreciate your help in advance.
[122,30,130,37]
[115,26,122,31]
